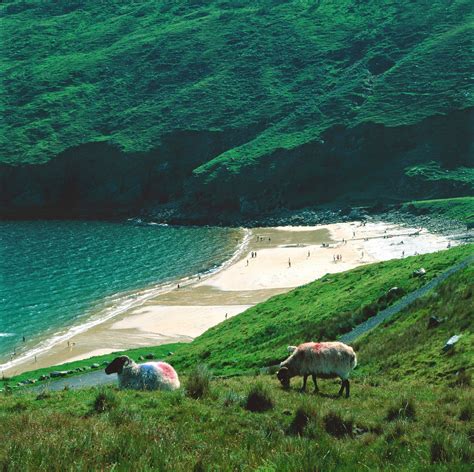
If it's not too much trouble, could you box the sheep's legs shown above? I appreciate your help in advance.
[312,374,319,393]
[338,379,345,396]
[338,379,350,398]
[300,375,308,392]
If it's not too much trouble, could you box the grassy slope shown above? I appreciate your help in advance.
[401,196,474,225]
[2,0,473,183]
[171,244,473,375]
[0,250,472,470]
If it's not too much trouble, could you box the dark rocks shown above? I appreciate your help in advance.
[442,335,461,353]
[413,268,427,277]
[387,286,404,298]
[145,353,154,360]
[50,371,68,378]
[39,374,50,381]
[427,316,443,329]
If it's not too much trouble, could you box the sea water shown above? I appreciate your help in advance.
[0,220,243,366]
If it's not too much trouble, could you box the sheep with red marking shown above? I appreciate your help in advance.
[277,342,357,397]
[105,356,180,391]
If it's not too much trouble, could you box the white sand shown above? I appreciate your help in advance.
[111,304,252,338]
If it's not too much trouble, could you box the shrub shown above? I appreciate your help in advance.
[323,411,353,438]
[288,402,317,436]
[185,364,212,399]
[92,389,120,414]
[386,398,416,421]
[245,383,274,413]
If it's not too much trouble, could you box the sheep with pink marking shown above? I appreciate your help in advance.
[277,342,357,397]
[105,356,180,391]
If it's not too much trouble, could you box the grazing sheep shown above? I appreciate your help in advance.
[105,356,180,391]
[277,342,357,397]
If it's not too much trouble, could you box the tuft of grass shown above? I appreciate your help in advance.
[35,390,51,401]
[386,398,416,422]
[288,401,318,436]
[92,389,120,414]
[459,402,472,422]
[221,390,243,408]
[430,434,449,464]
[245,382,274,413]
[323,411,354,438]
[185,364,212,400]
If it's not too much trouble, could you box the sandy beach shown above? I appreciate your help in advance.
[3,220,452,376]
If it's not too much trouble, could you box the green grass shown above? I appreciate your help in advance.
[1,0,473,177]
[401,197,474,225]
[1,246,472,469]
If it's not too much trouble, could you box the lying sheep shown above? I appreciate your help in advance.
[277,342,357,397]
[105,355,180,391]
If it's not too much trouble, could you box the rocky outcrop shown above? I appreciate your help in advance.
[0,108,472,221]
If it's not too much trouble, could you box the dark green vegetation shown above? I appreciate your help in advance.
[1,0,473,218]
[402,196,474,226]
[1,250,473,470]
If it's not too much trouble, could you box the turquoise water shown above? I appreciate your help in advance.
[0,221,241,365]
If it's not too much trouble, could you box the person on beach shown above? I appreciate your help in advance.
[307,250,310,258]
[177,284,180,289]
[22,336,26,342]
[225,313,228,320]
[246,259,249,266]
[288,258,291,268]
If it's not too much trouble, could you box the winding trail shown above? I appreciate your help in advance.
[339,255,473,344]
[30,254,473,392]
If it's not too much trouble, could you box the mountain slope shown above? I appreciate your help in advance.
[1,0,473,218]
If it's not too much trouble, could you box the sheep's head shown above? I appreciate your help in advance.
[277,366,291,389]
[105,356,131,375]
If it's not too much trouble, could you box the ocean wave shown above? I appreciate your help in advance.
[0,333,15,338]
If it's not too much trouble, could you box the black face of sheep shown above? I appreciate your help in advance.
[277,367,291,389]
[105,356,130,375]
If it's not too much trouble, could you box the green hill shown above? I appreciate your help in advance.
[1,246,472,470]
[1,0,473,218]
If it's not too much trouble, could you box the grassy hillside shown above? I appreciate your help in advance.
[2,0,472,167]
[402,197,474,225]
[1,248,472,470]
[171,244,473,375]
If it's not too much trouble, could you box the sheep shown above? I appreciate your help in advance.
[277,342,357,397]
[105,355,180,391]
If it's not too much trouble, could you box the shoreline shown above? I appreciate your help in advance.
[2,221,453,376]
